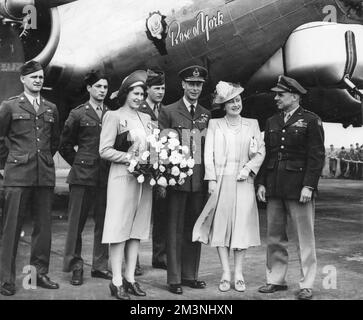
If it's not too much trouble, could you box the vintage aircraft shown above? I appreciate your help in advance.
[1,0,363,128]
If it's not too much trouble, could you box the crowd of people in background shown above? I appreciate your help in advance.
[325,143,363,180]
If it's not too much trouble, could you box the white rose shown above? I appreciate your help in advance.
[169,178,176,186]
[181,145,189,154]
[187,158,195,168]
[171,166,180,176]
[178,178,185,185]
[180,172,187,179]
[128,166,135,173]
[150,178,156,186]
[137,175,145,183]
[160,136,167,144]
[180,159,187,168]
[153,162,159,170]
[153,128,160,135]
[141,151,150,161]
[159,165,166,173]
[159,149,168,160]
[187,169,193,176]
[147,12,163,39]
[157,176,168,187]
[130,159,138,167]
[147,135,156,144]
[168,131,178,139]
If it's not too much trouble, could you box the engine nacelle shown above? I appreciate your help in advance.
[247,22,363,92]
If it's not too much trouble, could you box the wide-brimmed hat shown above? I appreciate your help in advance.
[213,81,244,104]
[271,75,307,95]
[110,70,147,99]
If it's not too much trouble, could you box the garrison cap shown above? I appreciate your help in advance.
[20,60,43,76]
[271,75,307,95]
[146,68,165,87]
[84,70,109,86]
[178,65,208,82]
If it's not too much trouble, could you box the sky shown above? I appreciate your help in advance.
[323,122,363,148]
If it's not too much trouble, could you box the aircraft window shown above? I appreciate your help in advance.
[335,0,363,21]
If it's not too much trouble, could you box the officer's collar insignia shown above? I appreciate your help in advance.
[291,119,307,127]
[193,68,200,77]
[86,105,89,109]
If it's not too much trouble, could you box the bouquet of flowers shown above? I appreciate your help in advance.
[127,129,194,188]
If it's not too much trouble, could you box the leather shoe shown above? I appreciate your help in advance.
[91,270,112,280]
[0,283,15,296]
[70,269,83,286]
[109,281,130,300]
[123,278,146,296]
[297,288,313,300]
[258,283,288,293]
[182,279,206,289]
[36,274,59,289]
[152,261,167,270]
[169,284,183,294]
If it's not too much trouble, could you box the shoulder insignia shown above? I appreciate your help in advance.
[7,95,19,100]
[74,104,85,110]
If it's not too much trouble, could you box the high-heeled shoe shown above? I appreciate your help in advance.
[109,281,130,300]
[123,278,146,296]
[234,279,246,292]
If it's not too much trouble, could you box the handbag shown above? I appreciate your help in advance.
[114,131,132,152]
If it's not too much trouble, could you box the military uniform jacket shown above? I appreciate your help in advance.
[158,98,211,193]
[0,93,60,186]
[256,107,325,199]
[138,100,164,122]
[59,102,110,187]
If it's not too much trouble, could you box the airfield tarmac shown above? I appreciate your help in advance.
[0,178,362,300]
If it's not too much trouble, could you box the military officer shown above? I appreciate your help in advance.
[138,68,168,271]
[0,60,60,296]
[256,75,325,300]
[59,70,112,285]
[158,65,210,294]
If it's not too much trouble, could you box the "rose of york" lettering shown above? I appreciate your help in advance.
[168,11,224,47]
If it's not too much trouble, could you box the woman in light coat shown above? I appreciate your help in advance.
[193,81,265,292]
[99,70,153,300]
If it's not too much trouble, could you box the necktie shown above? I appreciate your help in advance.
[96,106,102,119]
[284,112,291,123]
[190,104,195,118]
[154,103,159,118]
[33,99,39,113]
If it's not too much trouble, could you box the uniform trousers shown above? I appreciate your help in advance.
[63,185,108,272]
[266,197,317,289]
[167,190,206,284]
[152,190,168,265]
[0,186,53,284]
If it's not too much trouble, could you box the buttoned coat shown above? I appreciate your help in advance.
[158,98,211,192]
[59,102,110,187]
[0,93,60,186]
[256,107,325,199]
[193,117,265,245]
